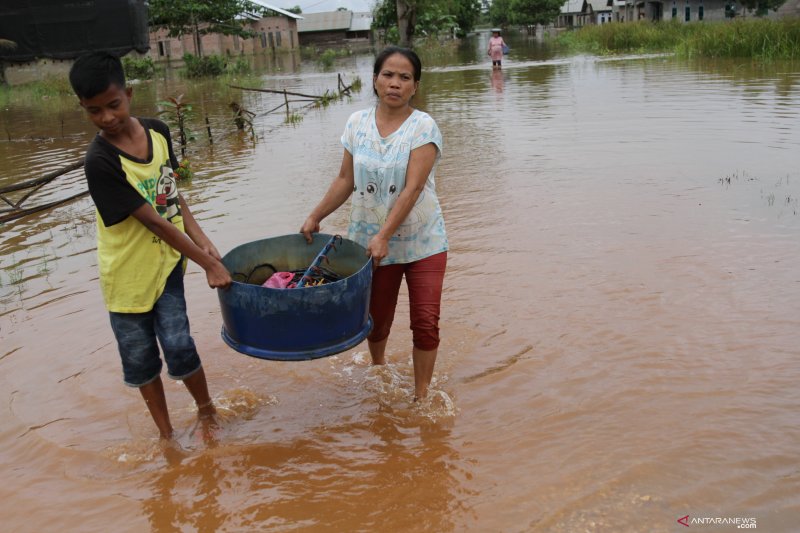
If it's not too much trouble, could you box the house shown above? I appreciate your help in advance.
[297,11,374,47]
[148,0,303,60]
[557,0,613,27]
[612,0,767,22]
[587,0,614,23]
[557,0,585,28]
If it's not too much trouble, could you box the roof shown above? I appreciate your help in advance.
[297,11,352,32]
[245,0,303,20]
[560,0,584,14]
[349,12,373,32]
[586,0,612,11]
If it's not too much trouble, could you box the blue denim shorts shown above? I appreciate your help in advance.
[109,261,202,387]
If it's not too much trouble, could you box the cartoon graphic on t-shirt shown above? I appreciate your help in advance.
[352,179,386,226]
[155,164,181,220]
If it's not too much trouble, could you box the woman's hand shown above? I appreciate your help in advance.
[367,234,390,268]
[300,216,320,244]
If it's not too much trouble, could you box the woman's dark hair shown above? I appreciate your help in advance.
[69,51,126,99]
[372,46,422,96]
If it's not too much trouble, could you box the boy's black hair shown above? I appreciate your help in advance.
[373,46,422,96]
[69,51,126,99]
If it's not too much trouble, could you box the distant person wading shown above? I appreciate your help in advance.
[488,28,507,70]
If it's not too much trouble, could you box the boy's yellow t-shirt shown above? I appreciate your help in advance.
[84,118,186,313]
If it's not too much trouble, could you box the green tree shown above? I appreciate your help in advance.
[488,0,514,26]
[286,5,303,14]
[374,0,481,44]
[738,0,786,16]
[148,0,255,56]
[374,0,398,28]
[510,0,563,26]
[452,0,482,37]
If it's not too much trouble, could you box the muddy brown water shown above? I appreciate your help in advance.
[1,36,799,531]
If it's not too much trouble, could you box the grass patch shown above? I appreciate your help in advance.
[0,76,76,108]
[557,19,800,60]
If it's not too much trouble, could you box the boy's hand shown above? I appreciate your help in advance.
[192,234,223,261]
[206,259,232,289]
[201,241,223,261]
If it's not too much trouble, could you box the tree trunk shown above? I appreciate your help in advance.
[194,22,203,57]
[395,0,414,47]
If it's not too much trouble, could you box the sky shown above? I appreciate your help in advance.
[278,0,376,14]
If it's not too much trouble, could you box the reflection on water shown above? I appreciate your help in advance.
[2,36,800,531]
[140,416,463,532]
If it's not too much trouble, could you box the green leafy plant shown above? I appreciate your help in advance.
[318,49,338,69]
[174,159,194,180]
[157,94,195,156]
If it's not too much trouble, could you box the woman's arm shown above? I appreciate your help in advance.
[367,142,437,265]
[300,149,355,243]
[131,204,232,289]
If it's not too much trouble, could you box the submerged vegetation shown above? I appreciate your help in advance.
[557,19,800,60]
[122,56,157,80]
[317,48,352,69]
[183,54,252,78]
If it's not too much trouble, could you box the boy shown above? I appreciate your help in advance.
[69,51,232,440]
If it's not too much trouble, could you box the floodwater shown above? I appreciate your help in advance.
[2,34,799,532]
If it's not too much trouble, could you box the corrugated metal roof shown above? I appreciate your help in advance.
[245,0,303,20]
[560,0,584,14]
[297,11,352,32]
[349,12,373,32]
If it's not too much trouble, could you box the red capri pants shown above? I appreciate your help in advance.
[367,251,447,351]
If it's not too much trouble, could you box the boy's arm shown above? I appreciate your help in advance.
[130,204,232,289]
[178,194,222,261]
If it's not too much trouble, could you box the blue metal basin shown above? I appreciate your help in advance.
[217,233,373,361]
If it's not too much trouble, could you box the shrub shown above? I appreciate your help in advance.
[183,54,226,78]
[122,56,156,80]
[227,56,251,75]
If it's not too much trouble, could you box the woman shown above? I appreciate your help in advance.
[487,28,507,70]
[300,47,448,401]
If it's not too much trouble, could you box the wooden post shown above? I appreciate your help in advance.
[284,89,290,120]
[205,116,213,145]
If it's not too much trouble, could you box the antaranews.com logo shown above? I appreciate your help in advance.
[677,515,757,528]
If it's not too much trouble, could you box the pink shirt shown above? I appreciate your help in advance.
[488,36,505,62]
